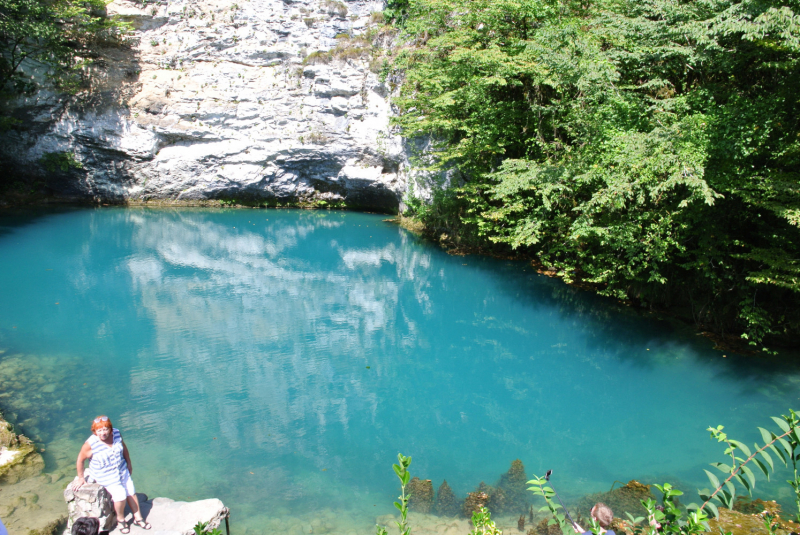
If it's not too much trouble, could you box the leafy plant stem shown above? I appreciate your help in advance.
[700,429,792,513]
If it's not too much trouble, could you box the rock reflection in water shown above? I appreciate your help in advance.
[119,209,436,517]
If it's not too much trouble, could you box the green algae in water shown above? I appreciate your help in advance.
[1,207,800,533]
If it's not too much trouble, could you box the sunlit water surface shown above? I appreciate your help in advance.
[0,208,798,534]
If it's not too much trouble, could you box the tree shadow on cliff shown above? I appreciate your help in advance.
[0,36,144,202]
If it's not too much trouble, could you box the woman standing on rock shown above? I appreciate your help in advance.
[74,415,152,533]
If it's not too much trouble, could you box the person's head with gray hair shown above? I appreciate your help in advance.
[573,502,615,535]
[71,517,100,535]
[591,503,614,528]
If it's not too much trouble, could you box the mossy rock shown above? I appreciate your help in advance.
[463,491,489,518]
[0,411,44,483]
[708,507,771,535]
[407,477,435,514]
[0,442,45,483]
[575,480,655,520]
[0,421,17,448]
[496,459,530,515]
[709,502,799,535]
[534,517,563,535]
[435,480,460,516]
[27,516,67,535]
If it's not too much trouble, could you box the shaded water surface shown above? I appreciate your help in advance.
[0,208,798,533]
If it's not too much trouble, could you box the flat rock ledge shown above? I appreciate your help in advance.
[64,477,229,535]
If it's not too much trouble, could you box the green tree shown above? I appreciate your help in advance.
[391,0,800,351]
[0,0,130,102]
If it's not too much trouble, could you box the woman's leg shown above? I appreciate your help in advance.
[126,494,142,518]
[123,475,151,529]
[114,499,130,533]
[126,494,140,517]
[128,496,152,528]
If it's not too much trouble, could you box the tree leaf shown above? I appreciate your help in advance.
[758,427,773,444]
[703,501,719,519]
[777,437,793,457]
[705,469,721,490]
[772,417,791,434]
[759,449,774,472]
[710,462,731,474]
[741,464,757,488]
[768,443,787,466]
[752,458,770,480]
[735,473,751,493]
[729,440,752,457]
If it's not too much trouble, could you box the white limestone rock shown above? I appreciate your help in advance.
[140,497,228,535]
[63,478,117,533]
[63,477,229,535]
[0,413,44,484]
[1,0,416,211]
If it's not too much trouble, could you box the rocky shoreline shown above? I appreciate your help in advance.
[0,411,45,488]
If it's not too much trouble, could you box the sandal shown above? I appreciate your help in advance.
[118,521,130,534]
[133,518,152,530]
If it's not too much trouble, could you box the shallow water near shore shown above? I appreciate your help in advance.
[0,207,799,534]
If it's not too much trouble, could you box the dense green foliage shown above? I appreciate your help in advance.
[0,0,128,103]
[391,0,800,350]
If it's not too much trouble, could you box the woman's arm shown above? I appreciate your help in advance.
[74,442,93,489]
[122,440,133,475]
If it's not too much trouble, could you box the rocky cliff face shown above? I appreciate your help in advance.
[3,0,410,211]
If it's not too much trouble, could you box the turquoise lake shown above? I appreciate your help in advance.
[0,207,798,534]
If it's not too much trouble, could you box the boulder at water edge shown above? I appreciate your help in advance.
[139,497,229,535]
[63,478,117,533]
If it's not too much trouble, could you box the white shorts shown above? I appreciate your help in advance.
[87,469,136,502]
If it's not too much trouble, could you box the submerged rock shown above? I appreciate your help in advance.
[28,517,68,535]
[496,459,530,515]
[469,481,509,515]
[435,480,459,517]
[408,477,434,514]
[462,490,488,518]
[534,517,563,535]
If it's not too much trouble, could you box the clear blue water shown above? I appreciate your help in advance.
[0,207,799,532]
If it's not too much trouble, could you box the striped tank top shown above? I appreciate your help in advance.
[86,428,126,486]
